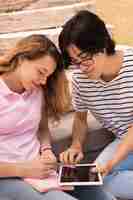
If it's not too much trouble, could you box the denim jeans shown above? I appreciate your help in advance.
[69,186,116,200]
[96,138,133,199]
[0,197,13,200]
[0,178,115,200]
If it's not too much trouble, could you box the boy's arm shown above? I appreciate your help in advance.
[100,125,133,175]
[71,111,88,150]
[60,111,88,164]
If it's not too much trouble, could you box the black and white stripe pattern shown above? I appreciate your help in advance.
[72,48,133,138]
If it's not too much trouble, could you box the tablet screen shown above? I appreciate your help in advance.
[58,164,103,186]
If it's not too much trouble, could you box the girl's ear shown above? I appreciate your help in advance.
[17,54,26,67]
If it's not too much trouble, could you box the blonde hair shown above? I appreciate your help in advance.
[0,34,71,120]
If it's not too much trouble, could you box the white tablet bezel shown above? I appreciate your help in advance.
[58,163,103,186]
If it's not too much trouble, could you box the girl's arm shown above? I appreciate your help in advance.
[0,162,22,177]
[38,100,52,148]
[0,156,56,179]
[38,100,57,164]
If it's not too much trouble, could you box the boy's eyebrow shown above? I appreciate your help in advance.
[75,51,83,57]
[78,52,83,57]
[70,45,82,58]
[70,57,76,61]
[78,50,89,57]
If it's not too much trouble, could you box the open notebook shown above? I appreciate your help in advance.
[24,171,73,192]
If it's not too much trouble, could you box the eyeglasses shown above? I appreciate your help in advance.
[70,51,94,67]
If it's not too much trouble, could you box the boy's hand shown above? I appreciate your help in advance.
[59,146,84,164]
[94,162,113,177]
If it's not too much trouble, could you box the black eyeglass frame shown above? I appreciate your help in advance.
[69,50,95,66]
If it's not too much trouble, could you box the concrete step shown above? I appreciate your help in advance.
[0,24,113,54]
[0,1,95,34]
[0,27,62,53]
[26,0,89,9]
[0,1,96,53]
[0,0,37,12]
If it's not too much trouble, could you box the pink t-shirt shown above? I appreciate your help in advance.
[0,78,43,162]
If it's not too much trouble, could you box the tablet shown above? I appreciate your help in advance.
[58,163,103,186]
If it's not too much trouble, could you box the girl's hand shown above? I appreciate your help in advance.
[40,149,57,165]
[19,155,55,179]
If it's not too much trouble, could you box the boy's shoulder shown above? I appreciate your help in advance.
[72,69,90,82]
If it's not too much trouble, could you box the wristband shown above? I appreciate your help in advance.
[40,144,52,153]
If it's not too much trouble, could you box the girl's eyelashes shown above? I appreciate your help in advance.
[38,70,46,77]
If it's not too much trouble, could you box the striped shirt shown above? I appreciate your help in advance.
[72,48,133,138]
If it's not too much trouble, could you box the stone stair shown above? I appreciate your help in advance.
[0,0,96,54]
[26,0,85,9]
[0,0,38,12]
[0,0,114,55]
